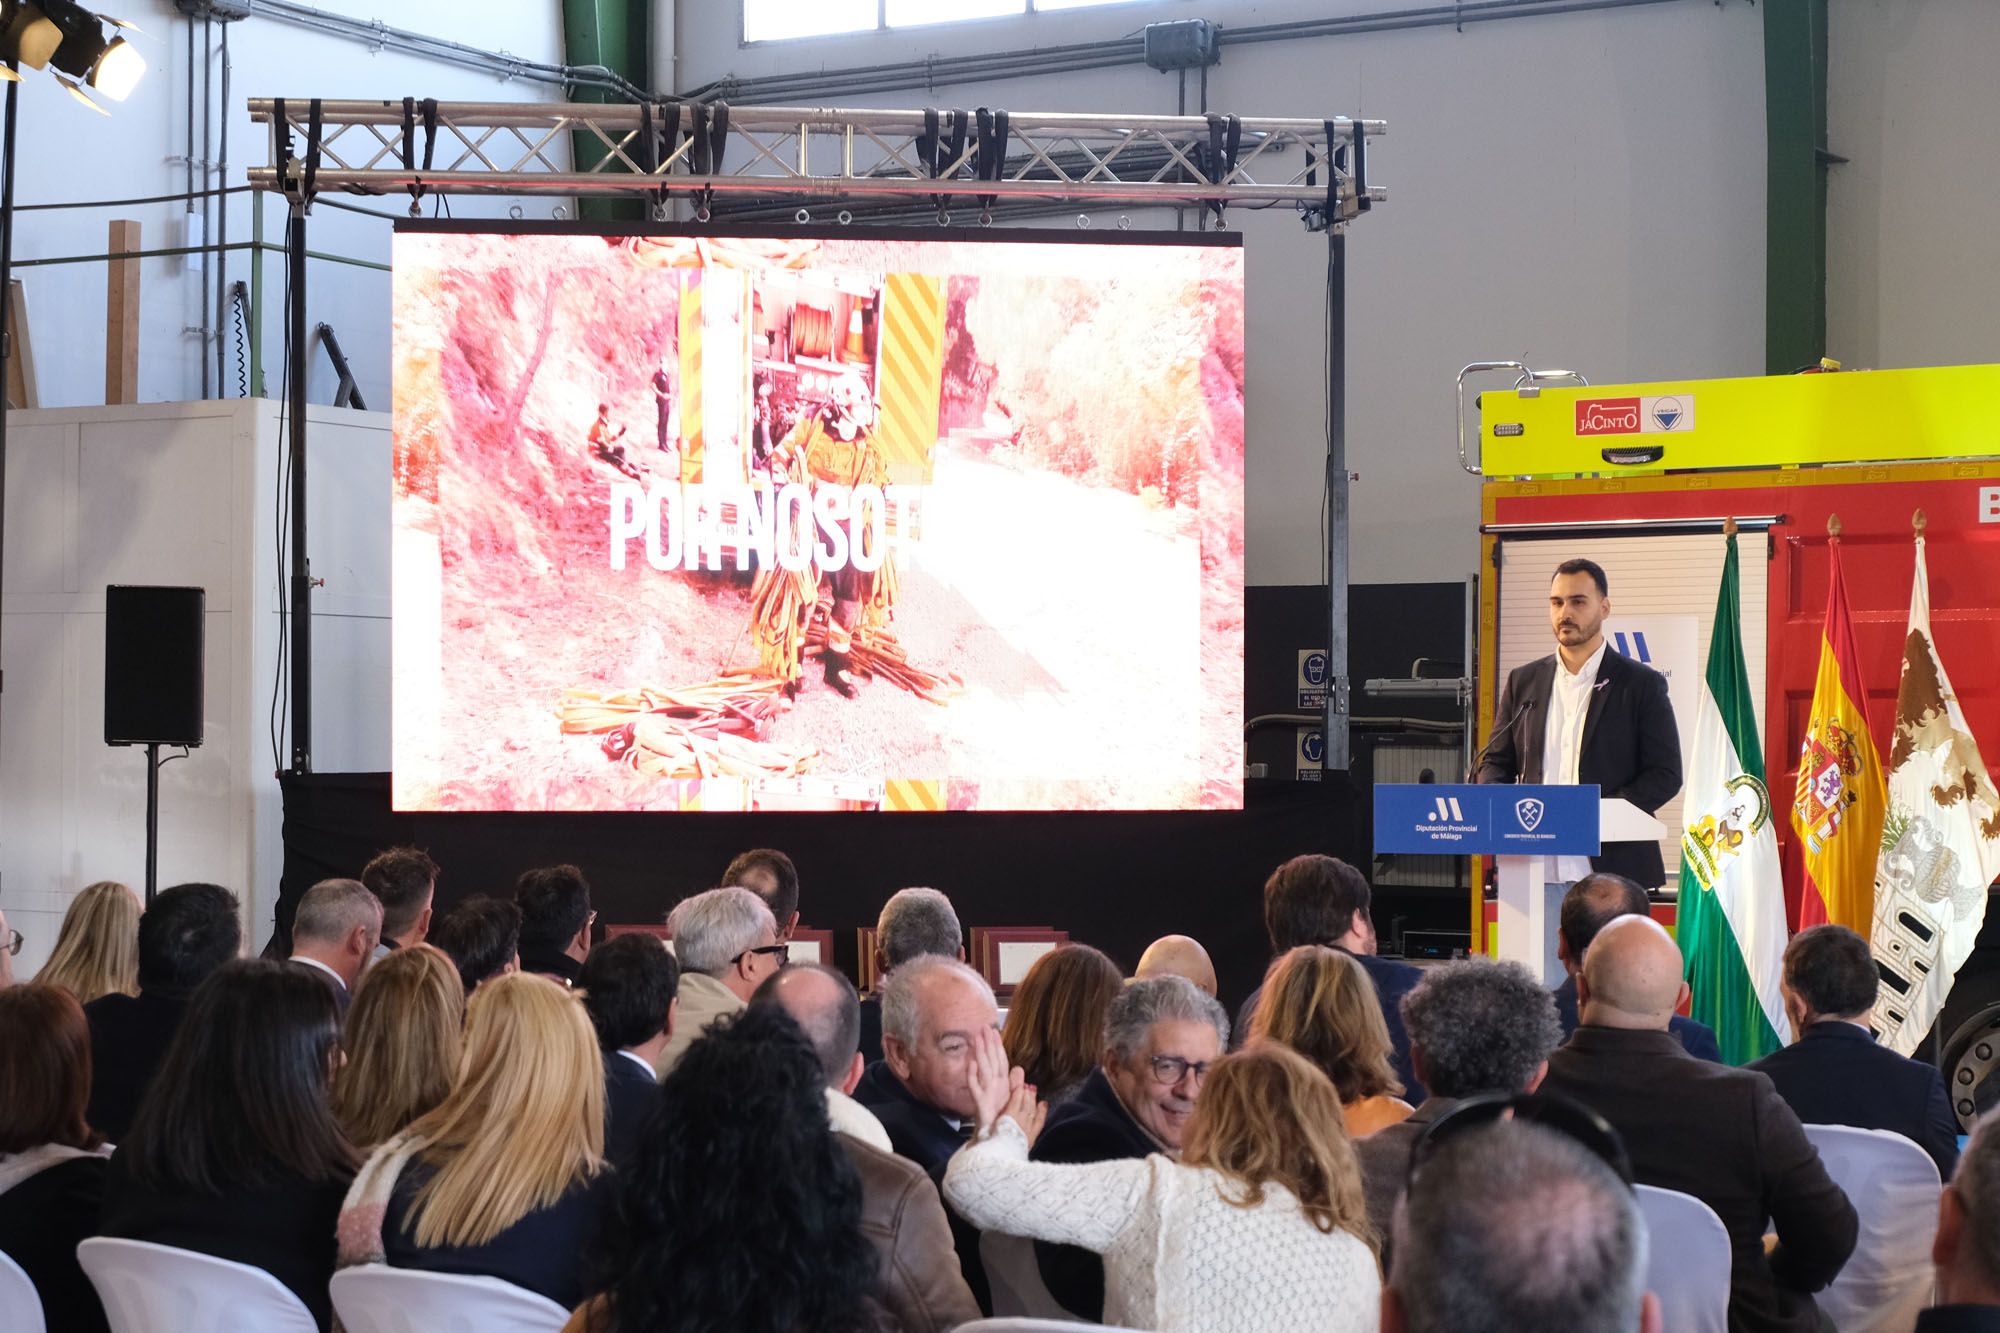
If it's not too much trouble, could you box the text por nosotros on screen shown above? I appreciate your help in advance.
[607,481,923,574]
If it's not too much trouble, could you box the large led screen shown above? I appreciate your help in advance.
[392,224,1244,812]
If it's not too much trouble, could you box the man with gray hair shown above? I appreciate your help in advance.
[286,877,382,1016]
[1031,974,1230,1321]
[1385,1118,1661,1333]
[656,885,783,1073]
[858,886,965,1064]
[1354,956,1563,1238]
[1928,1110,2000,1329]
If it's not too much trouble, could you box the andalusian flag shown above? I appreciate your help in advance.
[1793,533,1887,933]
[1869,529,2000,1056]
[1680,531,1790,1063]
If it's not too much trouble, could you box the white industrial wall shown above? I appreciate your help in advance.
[0,399,388,974]
[671,0,1773,587]
[1826,0,2000,372]
[4,0,569,414]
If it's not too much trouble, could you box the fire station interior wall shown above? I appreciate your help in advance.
[1827,1,2000,373]
[1494,533,1772,882]
[674,1,1772,589]
[0,400,391,972]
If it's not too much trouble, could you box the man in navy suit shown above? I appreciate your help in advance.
[1751,924,1960,1179]
[578,932,678,1168]
[1553,873,1722,1061]
[1477,558,1682,888]
[1234,853,1425,1101]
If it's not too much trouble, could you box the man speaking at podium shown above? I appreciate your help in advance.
[1477,558,1683,887]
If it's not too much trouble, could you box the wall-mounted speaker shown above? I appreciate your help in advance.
[105,585,205,748]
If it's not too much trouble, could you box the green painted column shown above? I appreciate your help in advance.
[1763,0,1829,375]
[562,0,651,222]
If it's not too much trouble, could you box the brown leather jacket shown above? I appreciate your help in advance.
[843,1135,982,1332]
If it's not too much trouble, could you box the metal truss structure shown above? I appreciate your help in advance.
[247,100,1386,224]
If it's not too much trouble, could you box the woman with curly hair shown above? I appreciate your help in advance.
[571,1003,892,1333]
[1001,943,1125,1106]
[944,1034,1380,1332]
[1252,944,1413,1136]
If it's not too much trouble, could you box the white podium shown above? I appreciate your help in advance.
[1494,797,1667,986]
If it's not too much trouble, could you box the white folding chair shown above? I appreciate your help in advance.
[958,1319,1142,1332]
[331,1265,570,1333]
[76,1237,316,1333]
[0,1248,48,1333]
[1634,1184,1731,1333]
[1802,1123,1941,1332]
[980,1230,1073,1319]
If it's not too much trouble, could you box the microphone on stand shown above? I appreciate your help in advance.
[1472,697,1535,781]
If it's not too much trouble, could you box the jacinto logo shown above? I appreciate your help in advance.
[1575,398,1642,436]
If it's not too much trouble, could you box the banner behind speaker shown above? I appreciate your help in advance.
[105,585,205,747]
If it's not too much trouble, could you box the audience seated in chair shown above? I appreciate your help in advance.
[1002,943,1125,1108]
[1926,1108,2000,1332]
[656,886,783,1074]
[723,847,803,943]
[1553,872,1721,1061]
[338,971,610,1311]
[0,984,114,1333]
[33,881,141,1005]
[287,878,383,1018]
[1751,923,1960,1179]
[428,896,522,994]
[1252,944,1414,1136]
[1030,973,1228,1321]
[84,881,241,1143]
[1353,956,1563,1241]
[945,1034,1380,1333]
[515,865,595,988]
[1236,854,1425,1100]
[359,846,438,962]
[1537,915,1857,1333]
[860,887,966,1066]
[1133,934,1217,996]
[1383,1115,1661,1333]
[99,958,357,1332]
[330,944,464,1151]
[569,1004,898,1332]
[755,962,983,1333]
[577,932,678,1168]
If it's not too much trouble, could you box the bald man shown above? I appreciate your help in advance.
[1133,935,1217,996]
[1540,917,1857,1333]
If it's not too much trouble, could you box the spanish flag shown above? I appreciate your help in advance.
[1792,531,1886,932]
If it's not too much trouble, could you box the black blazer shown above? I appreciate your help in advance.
[1030,1068,1159,1321]
[1477,647,1684,887]
[381,1159,610,1311]
[99,1151,352,1332]
[82,990,191,1143]
[853,1059,988,1313]
[1750,1021,1961,1180]
[1553,974,1723,1062]
[0,1154,110,1333]
[1540,1027,1857,1333]
[602,1050,659,1169]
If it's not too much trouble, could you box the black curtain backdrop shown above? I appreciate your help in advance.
[276,771,1364,1012]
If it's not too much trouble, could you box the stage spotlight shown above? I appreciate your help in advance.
[88,32,141,98]
[0,1,64,70]
[41,0,143,100]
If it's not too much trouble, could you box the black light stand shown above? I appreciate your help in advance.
[143,741,160,903]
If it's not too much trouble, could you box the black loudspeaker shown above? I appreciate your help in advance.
[105,585,206,747]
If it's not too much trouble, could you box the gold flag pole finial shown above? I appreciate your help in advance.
[1914,508,1928,535]
[1828,513,1843,540]
[1724,516,1739,538]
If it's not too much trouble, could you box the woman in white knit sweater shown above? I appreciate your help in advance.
[943,1028,1381,1332]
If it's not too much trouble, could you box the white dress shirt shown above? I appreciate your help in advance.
[1543,640,1608,883]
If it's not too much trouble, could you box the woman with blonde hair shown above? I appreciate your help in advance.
[34,881,140,1005]
[330,945,464,1150]
[1252,945,1412,1136]
[945,1033,1379,1332]
[1002,943,1125,1106]
[337,971,608,1309]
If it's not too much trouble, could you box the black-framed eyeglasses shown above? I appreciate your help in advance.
[1148,1055,1211,1087]
[1406,1090,1634,1190]
[3,929,20,958]
[734,943,790,967]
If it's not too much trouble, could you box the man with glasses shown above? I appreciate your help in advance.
[1032,974,1229,1321]
[514,863,597,988]
[656,886,786,1074]
[1539,915,1856,1333]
